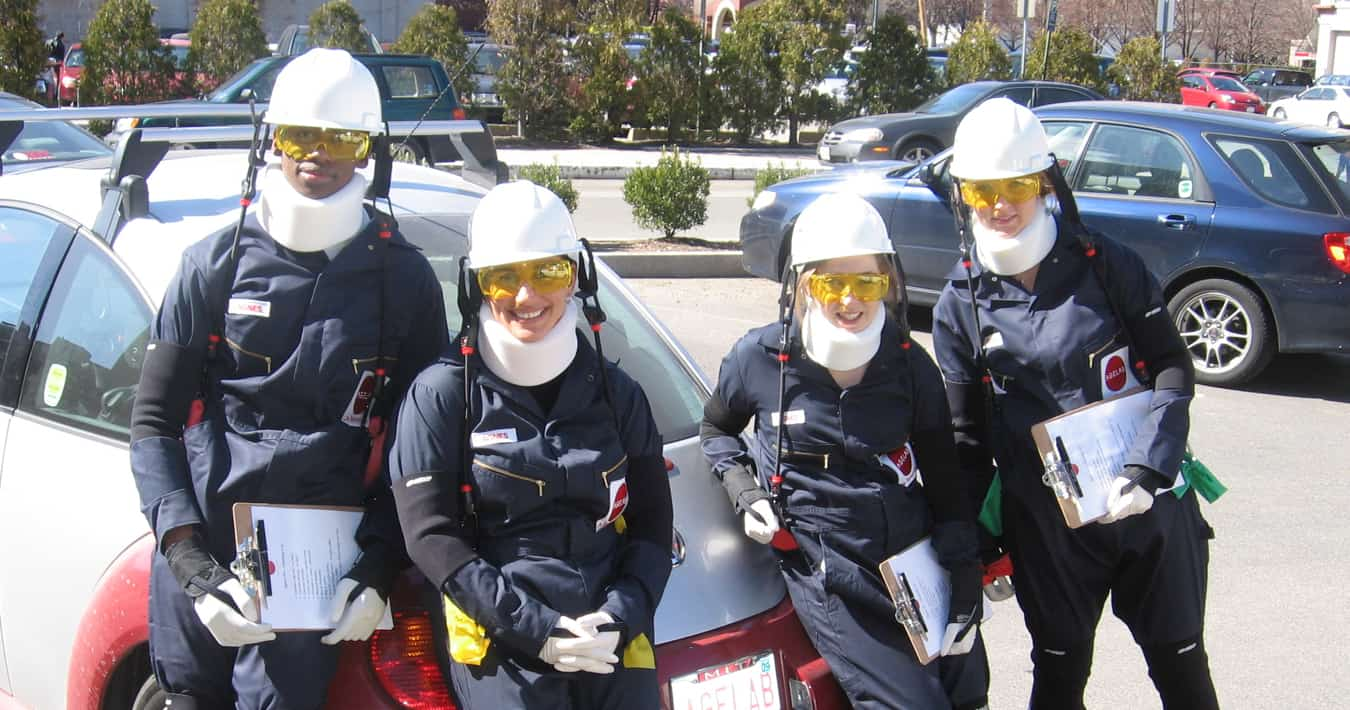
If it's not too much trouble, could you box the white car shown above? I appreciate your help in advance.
[1268,85,1350,128]
[0,115,845,709]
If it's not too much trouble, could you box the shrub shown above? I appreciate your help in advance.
[849,13,936,115]
[623,147,710,240]
[188,0,269,90]
[308,0,369,54]
[517,161,579,213]
[748,162,814,207]
[81,0,177,106]
[1023,27,1104,93]
[1110,37,1178,102]
[945,21,1011,87]
[392,5,471,106]
[0,0,44,100]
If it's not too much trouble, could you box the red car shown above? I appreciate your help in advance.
[57,43,83,105]
[55,39,200,106]
[1178,72,1265,113]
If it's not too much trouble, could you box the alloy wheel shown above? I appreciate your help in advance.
[1175,290,1252,376]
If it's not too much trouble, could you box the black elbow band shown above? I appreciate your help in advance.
[721,463,767,511]
[130,340,204,442]
[701,391,739,434]
[1153,360,1194,393]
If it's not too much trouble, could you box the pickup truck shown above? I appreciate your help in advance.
[109,53,464,165]
[1240,67,1313,104]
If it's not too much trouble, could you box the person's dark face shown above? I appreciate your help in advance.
[275,142,367,200]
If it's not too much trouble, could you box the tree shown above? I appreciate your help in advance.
[1109,37,1177,102]
[392,4,471,107]
[81,0,176,106]
[486,0,573,138]
[1023,27,1103,92]
[440,0,487,31]
[188,0,269,90]
[849,13,935,115]
[567,11,639,142]
[709,17,781,143]
[640,7,702,141]
[751,0,847,145]
[944,21,1011,86]
[0,0,45,100]
[308,0,369,54]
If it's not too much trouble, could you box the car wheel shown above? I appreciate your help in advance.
[896,139,939,163]
[1167,279,1274,386]
[1272,107,1286,119]
[389,138,428,166]
[1329,112,1342,128]
[1207,102,1217,108]
[130,674,166,710]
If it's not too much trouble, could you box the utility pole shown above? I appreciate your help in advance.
[1016,0,1036,80]
[696,0,707,142]
[1040,0,1057,81]
[1157,0,1175,62]
[872,0,880,31]
[917,0,928,48]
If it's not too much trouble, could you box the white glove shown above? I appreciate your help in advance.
[321,578,387,645]
[538,616,617,674]
[742,499,780,545]
[940,618,979,656]
[561,611,622,672]
[193,578,276,647]
[1100,474,1154,524]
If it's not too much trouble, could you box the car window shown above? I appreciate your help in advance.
[473,45,504,75]
[64,48,83,67]
[990,87,1034,106]
[2,119,111,167]
[1212,136,1334,212]
[1075,124,1196,200]
[1211,76,1245,92]
[206,59,284,102]
[1181,75,1203,89]
[1042,121,1091,174]
[400,216,705,442]
[1276,71,1312,87]
[1304,139,1350,212]
[20,235,150,439]
[1034,87,1091,106]
[1243,71,1266,85]
[914,83,992,114]
[382,65,440,100]
[0,208,61,370]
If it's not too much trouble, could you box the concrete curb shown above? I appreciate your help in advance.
[597,251,748,279]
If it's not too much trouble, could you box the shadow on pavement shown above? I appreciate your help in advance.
[1238,353,1350,403]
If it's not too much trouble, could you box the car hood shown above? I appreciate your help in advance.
[776,161,911,191]
[831,112,919,131]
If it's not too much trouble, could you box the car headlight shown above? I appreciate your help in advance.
[841,127,884,143]
[752,189,777,211]
[61,75,76,88]
[1220,94,1236,103]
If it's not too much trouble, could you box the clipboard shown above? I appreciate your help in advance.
[231,502,394,632]
[877,537,949,665]
[1030,388,1152,528]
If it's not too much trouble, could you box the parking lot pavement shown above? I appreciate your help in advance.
[627,276,1350,710]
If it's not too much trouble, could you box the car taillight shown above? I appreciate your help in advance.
[369,608,456,709]
[452,107,466,120]
[1324,232,1350,274]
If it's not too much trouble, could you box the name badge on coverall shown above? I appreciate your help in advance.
[342,371,387,427]
[878,441,920,486]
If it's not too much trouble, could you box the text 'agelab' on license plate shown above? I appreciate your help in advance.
[669,651,782,710]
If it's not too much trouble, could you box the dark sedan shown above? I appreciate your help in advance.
[744,101,1350,386]
[817,80,1102,164]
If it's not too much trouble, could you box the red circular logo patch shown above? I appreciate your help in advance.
[267,560,276,575]
[1105,354,1127,392]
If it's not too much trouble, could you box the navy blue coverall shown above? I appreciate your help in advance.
[388,332,673,709]
[701,317,989,710]
[932,226,1218,709]
[129,211,447,708]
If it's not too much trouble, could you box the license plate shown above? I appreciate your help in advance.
[669,651,782,710]
[1246,106,1256,113]
[818,143,830,161]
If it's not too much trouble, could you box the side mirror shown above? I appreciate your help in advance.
[918,160,951,203]
[239,88,253,101]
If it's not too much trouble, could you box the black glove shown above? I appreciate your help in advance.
[941,559,983,656]
[164,531,234,600]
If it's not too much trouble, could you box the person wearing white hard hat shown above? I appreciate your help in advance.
[389,181,673,708]
[129,48,449,707]
[931,98,1218,709]
[701,192,991,709]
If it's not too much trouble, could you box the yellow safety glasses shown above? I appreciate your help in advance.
[273,125,372,162]
[476,257,576,301]
[958,175,1044,210]
[807,272,890,304]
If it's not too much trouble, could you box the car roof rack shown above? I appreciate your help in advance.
[0,103,508,241]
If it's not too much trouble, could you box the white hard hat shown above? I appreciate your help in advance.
[469,181,582,269]
[949,98,1052,180]
[263,48,383,133]
[790,192,893,269]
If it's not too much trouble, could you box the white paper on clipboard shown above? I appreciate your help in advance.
[1038,389,1152,524]
[234,503,394,632]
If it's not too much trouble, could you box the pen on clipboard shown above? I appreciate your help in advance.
[1054,436,1084,498]
[256,520,272,597]
[897,574,928,635]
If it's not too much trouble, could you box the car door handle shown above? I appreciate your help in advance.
[1157,214,1196,230]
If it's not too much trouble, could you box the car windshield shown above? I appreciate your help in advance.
[206,58,279,102]
[1276,71,1311,86]
[1212,77,1246,92]
[1306,139,1350,211]
[64,48,83,67]
[914,83,990,114]
[399,216,706,441]
[168,45,190,70]
[1,115,112,167]
[472,45,503,75]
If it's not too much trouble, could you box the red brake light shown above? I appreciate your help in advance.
[369,609,456,709]
[452,107,467,120]
[1324,232,1350,274]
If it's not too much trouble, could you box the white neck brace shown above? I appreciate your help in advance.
[801,299,884,372]
[478,300,579,387]
[257,164,369,253]
[972,198,1057,276]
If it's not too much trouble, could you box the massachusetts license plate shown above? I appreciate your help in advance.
[669,651,782,710]
[1246,106,1256,113]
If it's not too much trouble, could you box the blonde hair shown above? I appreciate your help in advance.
[793,254,902,319]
